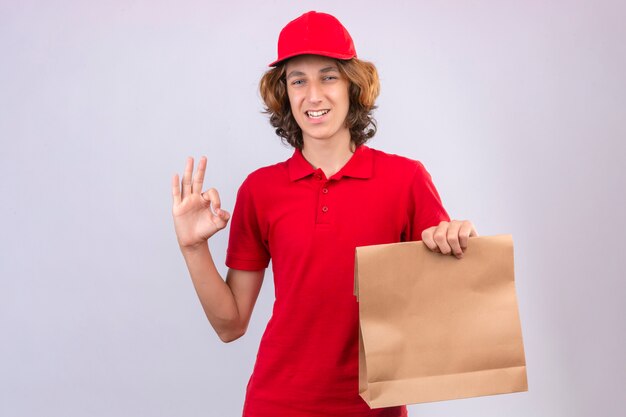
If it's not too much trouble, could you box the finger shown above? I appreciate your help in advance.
[192,156,207,195]
[181,157,194,200]
[172,173,181,205]
[214,208,231,224]
[433,222,452,255]
[458,221,475,250]
[209,206,231,230]
[421,227,438,251]
[446,220,464,258]
[204,188,221,212]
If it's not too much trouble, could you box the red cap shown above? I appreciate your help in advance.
[268,11,357,67]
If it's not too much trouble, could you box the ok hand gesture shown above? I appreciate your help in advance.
[171,156,231,249]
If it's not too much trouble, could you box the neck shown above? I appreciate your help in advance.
[301,133,356,178]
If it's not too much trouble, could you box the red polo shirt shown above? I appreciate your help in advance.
[225,144,450,417]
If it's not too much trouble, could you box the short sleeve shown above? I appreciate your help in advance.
[403,161,451,242]
[225,176,271,270]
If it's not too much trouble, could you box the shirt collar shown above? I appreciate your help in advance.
[287,144,374,181]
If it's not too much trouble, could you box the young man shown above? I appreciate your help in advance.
[172,11,478,417]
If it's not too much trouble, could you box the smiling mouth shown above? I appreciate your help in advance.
[306,109,330,118]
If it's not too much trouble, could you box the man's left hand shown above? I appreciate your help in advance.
[421,220,479,259]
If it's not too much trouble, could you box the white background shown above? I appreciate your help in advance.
[1,1,624,416]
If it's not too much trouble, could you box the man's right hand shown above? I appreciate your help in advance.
[171,156,231,249]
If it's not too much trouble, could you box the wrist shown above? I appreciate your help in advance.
[179,240,209,254]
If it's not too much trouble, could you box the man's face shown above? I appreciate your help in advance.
[284,55,351,146]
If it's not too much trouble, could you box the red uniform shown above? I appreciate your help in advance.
[226,144,450,417]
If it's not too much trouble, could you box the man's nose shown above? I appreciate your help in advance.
[306,81,323,103]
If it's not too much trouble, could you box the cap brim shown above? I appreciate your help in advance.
[268,50,356,67]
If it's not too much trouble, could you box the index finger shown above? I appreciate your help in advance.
[421,227,438,251]
[205,188,221,211]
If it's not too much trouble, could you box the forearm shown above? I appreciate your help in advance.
[180,241,242,342]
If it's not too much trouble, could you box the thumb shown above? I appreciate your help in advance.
[216,208,230,221]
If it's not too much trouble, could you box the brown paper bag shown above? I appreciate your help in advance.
[353,234,527,408]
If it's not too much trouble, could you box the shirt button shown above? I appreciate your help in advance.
[322,206,328,212]
[322,188,328,193]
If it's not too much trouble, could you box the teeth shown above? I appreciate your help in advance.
[307,110,329,118]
